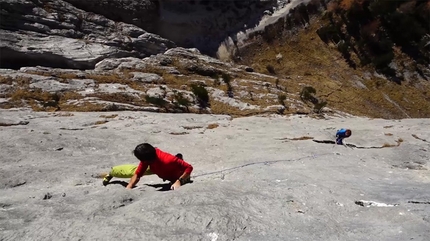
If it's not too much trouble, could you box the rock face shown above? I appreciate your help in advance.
[155,0,277,54]
[0,0,289,70]
[0,0,175,70]
[0,110,429,240]
[62,0,278,55]
[63,0,160,33]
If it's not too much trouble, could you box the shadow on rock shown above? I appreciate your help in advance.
[107,180,128,187]
[145,183,172,192]
[145,180,194,192]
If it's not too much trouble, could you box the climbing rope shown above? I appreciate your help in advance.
[192,152,335,179]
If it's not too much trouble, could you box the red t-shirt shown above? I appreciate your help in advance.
[135,148,193,182]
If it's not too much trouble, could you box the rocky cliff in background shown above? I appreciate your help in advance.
[0,0,429,118]
[0,0,176,70]
[63,0,278,55]
[0,0,282,69]
[62,0,160,33]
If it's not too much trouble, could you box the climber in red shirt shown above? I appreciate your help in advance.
[126,143,193,190]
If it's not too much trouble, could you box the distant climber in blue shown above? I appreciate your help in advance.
[336,128,352,145]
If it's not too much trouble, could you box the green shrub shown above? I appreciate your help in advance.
[300,86,328,113]
[145,95,169,111]
[266,65,276,75]
[313,101,327,113]
[190,84,210,109]
[300,86,317,103]
[221,72,232,84]
[277,94,287,107]
[173,92,191,112]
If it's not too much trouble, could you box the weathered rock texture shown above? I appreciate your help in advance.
[63,0,160,33]
[0,47,299,114]
[62,0,279,55]
[155,0,277,54]
[0,0,175,70]
[0,0,284,69]
[0,109,429,240]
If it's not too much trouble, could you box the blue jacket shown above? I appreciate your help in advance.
[336,129,348,138]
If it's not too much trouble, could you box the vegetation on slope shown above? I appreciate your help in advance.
[236,0,430,118]
[318,0,429,80]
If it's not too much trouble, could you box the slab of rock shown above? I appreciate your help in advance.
[131,72,164,84]
[0,0,175,70]
[0,116,29,126]
[0,84,12,96]
[1,110,429,240]
[29,78,73,92]
[146,86,170,98]
[210,88,259,110]
[67,79,96,89]
[94,57,147,72]
[96,83,144,95]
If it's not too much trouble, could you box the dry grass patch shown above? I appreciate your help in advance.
[57,73,80,80]
[382,138,404,148]
[60,92,84,101]
[128,82,147,92]
[207,123,219,129]
[9,89,53,102]
[382,143,397,148]
[247,95,278,108]
[94,120,109,125]
[169,132,189,135]
[86,73,131,85]
[99,114,118,119]
[0,76,15,85]
[162,73,183,85]
[140,65,168,76]
[23,71,80,83]
[52,112,74,117]
[383,125,394,128]
[87,93,143,105]
[124,67,192,89]
[5,88,86,111]
[396,138,404,146]
[182,126,203,130]
[60,102,107,112]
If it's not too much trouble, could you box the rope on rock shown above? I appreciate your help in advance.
[192,152,335,179]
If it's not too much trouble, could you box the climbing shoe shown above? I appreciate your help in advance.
[102,174,113,186]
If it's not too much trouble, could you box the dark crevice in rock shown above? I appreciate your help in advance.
[408,201,430,205]
[412,134,430,143]
[312,140,400,149]
[0,47,95,70]
[355,200,399,207]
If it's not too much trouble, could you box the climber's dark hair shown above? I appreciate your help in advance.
[133,143,156,162]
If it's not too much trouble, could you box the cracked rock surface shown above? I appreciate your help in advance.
[0,109,429,240]
[0,0,175,69]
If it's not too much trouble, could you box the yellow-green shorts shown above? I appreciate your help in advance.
[109,164,152,178]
